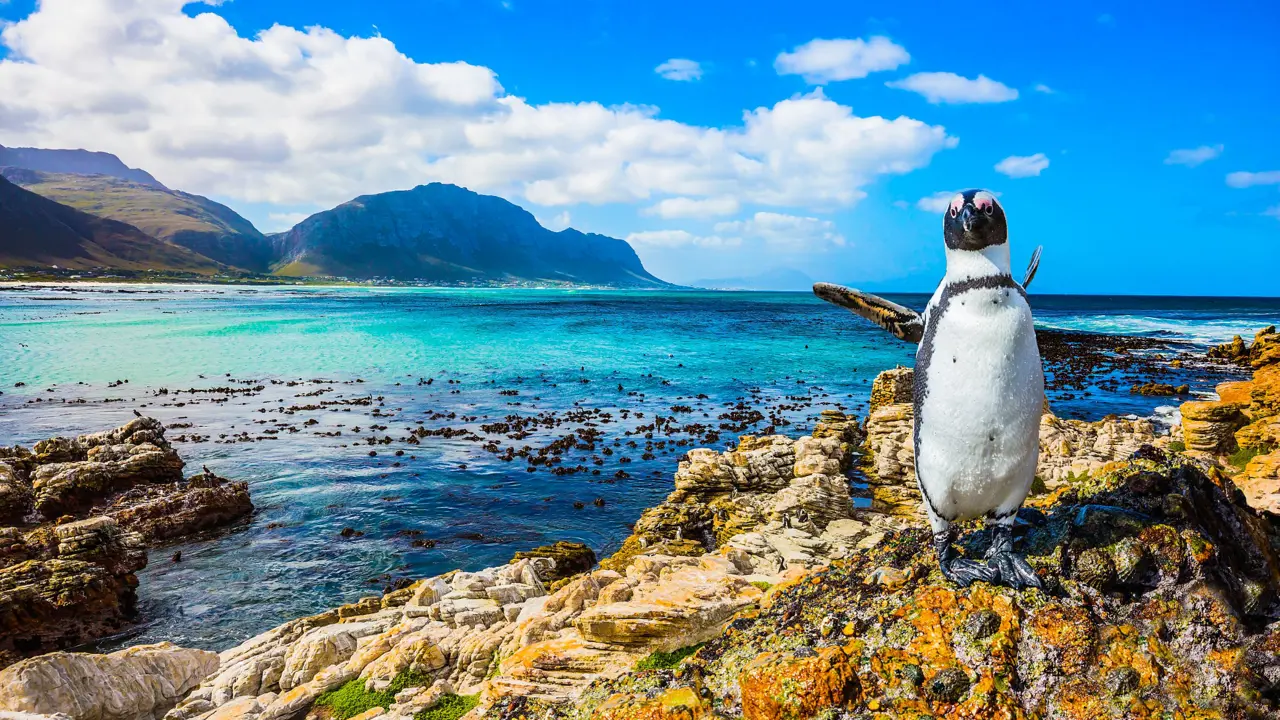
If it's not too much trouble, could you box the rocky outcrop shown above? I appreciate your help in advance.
[598,411,865,573]
[29,417,185,518]
[163,417,891,720]
[1180,398,1249,454]
[861,368,919,516]
[0,517,146,668]
[1128,381,1188,396]
[0,419,252,668]
[1208,324,1280,368]
[504,452,1280,719]
[1199,326,1280,514]
[0,643,217,720]
[1036,413,1159,484]
[102,470,253,543]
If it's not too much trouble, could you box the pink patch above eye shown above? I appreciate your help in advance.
[974,195,994,211]
[949,195,965,213]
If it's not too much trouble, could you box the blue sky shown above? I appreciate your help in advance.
[0,0,1277,295]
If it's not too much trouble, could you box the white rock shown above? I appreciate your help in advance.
[0,643,218,720]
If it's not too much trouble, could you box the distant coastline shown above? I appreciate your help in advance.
[0,267,693,291]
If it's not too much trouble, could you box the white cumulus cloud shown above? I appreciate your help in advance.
[643,196,740,219]
[626,230,739,248]
[654,58,702,81]
[1226,171,1280,188]
[995,153,1050,178]
[713,211,845,248]
[774,37,909,84]
[1264,205,1280,221]
[0,0,956,219]
[916,191,956,213]
[887,72,1019,104]
[1033,83,1055,94]
[537,210,572,231]
[1165,145,1223,167]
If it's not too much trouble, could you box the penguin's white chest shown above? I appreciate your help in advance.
[914,285,1043,521]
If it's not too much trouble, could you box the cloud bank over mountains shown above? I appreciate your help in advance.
[0,0,954,221]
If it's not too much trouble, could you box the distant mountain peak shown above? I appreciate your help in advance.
[0,144,165,188]
[273,182,668,285]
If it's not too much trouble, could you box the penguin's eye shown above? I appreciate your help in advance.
[982,202,994,216]
[948,205,959,218]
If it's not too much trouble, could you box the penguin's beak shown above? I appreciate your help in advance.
[960,206,976,233]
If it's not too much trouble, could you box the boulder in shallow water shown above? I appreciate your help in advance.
[0,642,218,720]
[1180,399,1249,454]
[0,418,251,669]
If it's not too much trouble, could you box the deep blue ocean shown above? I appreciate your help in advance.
[0,285,1276,651]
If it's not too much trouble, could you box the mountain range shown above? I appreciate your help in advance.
[0,145,666,286]
[0,175,221,273]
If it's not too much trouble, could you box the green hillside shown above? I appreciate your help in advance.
[0,175,223,273]
[0,168,273,272]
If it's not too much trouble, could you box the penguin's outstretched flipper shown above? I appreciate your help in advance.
[1021,246,1043,289]
[813,282,924,343]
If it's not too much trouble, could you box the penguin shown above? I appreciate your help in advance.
[813,189,1044,589]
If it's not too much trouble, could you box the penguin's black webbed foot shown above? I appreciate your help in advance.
[941,558,999,587]
[985,525,1043,590]
[935,529,997,587]
[987,551,1042,589]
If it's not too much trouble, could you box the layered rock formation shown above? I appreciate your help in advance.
[861,368,918,517]
[1189,326,1280,513]
[0,643,217,720]
[0,418,252,667]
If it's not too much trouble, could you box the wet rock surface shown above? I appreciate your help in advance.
[0,418,251,668]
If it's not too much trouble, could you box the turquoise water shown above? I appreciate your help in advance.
[0,284,1275,651]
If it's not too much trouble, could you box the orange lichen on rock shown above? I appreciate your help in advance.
[592,687,711,720]
[738,647,859,720]
[1026,603,1097,676]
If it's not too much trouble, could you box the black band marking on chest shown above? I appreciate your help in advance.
[912,274,1028,523]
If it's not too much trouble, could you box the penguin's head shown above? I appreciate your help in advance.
[942,189,1006,251]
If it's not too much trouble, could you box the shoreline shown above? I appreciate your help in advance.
[3,327,1278,718]
[0,308,1256,654]
[4,278,1280,300]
